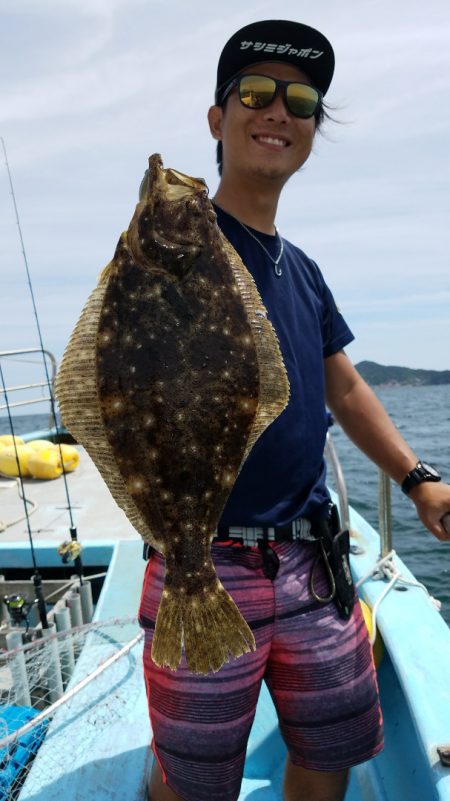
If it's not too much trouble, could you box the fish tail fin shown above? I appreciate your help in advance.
[150,589,183,671]
[151,580,255,674]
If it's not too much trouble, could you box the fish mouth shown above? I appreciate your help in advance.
[165,168,208,201]
[139,154,208,203]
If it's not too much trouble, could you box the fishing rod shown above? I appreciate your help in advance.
[1,137,84,588]
[0,361,49,628]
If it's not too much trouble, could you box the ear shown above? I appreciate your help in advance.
[208,105,223,141]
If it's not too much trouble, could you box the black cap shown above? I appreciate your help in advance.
[215,20,335,104]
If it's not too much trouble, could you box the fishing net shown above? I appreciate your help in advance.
[0,617,146,800]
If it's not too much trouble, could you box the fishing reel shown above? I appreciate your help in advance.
[57,540,83,564]
[3,593,34,628]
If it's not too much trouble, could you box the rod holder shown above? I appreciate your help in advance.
[55,607,75,686]
[67,591,83,628]
[79,580,94,623]
[6,630,31,707]
[43,623,64,703]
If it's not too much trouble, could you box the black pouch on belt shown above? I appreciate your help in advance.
[311,504,355,620]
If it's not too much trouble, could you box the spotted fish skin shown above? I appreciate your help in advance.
[57,154,289,673]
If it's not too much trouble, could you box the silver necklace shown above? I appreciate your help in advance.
[237,220,284,277]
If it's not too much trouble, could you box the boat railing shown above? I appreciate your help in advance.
[378,469,393,557]
[324,431,351,531]
[325,431,393,555]
[0,347,58,430]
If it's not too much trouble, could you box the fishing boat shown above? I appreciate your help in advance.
[1,348,450,801]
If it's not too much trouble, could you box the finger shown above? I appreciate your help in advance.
[431,520,450,542]
[441,513,450,536]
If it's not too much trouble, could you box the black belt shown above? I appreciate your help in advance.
[214,518,315,546]
[142,516,332,560]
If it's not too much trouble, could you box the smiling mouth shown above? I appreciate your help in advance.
[253,134,290,148]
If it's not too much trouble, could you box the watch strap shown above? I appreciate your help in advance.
[401,461,441,496]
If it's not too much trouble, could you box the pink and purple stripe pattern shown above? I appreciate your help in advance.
[139,540,383,801]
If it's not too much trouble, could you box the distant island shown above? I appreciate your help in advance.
[355,361,450,387]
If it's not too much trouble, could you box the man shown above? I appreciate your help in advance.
[139,20,450,801]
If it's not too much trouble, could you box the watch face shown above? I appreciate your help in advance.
[420,462,440,478]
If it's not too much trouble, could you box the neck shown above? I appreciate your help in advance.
[212,172,282,235]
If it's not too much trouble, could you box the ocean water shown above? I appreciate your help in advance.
[329,384,450,625]
[2,387,450,623]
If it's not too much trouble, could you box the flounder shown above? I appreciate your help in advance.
[56,154,289,673]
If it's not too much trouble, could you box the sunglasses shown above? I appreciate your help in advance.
[220,74,322,119]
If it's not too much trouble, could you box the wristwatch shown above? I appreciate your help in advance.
[401,461,441,496]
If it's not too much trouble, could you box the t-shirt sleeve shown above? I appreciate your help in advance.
[311,260,355,357]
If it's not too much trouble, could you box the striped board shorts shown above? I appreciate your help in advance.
[138,539,384,801]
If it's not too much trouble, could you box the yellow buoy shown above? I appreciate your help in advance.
[57,444,79,473]
[0,444,34,477]
[0,438,80,480]
[27,448,63,480]
[28,439,55,452]
[0,434,25,448]
[359,599,384,667]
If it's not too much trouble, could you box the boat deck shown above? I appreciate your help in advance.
[0,443,140,551]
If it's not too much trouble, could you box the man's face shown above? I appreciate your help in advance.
[208,62,317,187]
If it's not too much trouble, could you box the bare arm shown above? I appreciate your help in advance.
[324,350,450,541]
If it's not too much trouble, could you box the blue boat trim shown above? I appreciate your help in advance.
[20,427,68,444]
[0,541,115,570]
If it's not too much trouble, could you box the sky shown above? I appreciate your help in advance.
[1,0,450,404]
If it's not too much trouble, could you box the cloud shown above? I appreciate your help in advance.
[1,0,450,373]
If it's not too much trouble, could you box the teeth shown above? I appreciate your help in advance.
[257,136,287,147]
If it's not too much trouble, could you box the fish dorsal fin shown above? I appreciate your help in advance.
[220,235,290,465]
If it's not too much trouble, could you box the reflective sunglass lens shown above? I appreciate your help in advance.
[286,84,320,118]
[237,75,320,118]
[239,75,277,109]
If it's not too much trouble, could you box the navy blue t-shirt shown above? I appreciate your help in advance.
[215,206,354,526]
